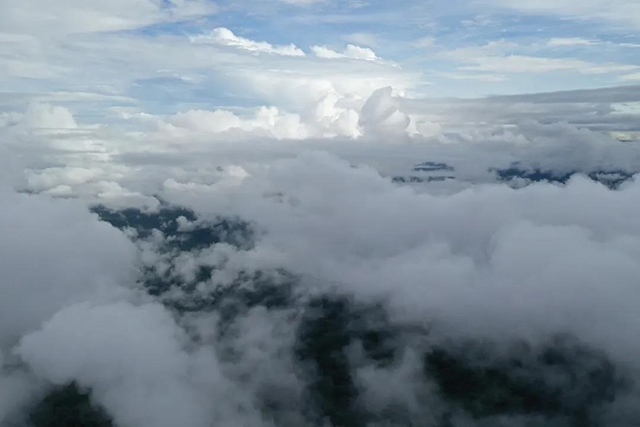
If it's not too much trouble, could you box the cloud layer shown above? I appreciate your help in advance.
[3,103,640,425]
[2,1,640,426]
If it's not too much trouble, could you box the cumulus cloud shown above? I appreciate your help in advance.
[128,143,640,425]
[17,301,226,427]
[2,64,640,427]
[170,109,243,133]
[20,103,78,130]
[4,0,640,425]
[25,167,104,192]
[0,191,136,349]
[191,27,306,57]
[0,181,142,423]
[148,86,411,140]
[160,151,640,361]
[5,99,640,426]
[151,106,309,140]
[359,86,410,135]
[311,44,379,61]
[111,90,372,142]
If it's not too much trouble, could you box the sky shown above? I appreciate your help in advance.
[5,2,640,427]
[2,0,640,118]
[2,0,640,184]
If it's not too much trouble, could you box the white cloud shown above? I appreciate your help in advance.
[0,188,136,349]
[462,55,638,74]
[621,73,640,81]
[440,72,508,82]
[17,302,226,427]
[342,32,378,47]
[191,27,306,57]
[253,106,309,139]
[448,42,639,75]
[0,0,217,36]
[3,83,640,426]
[170,109,243,133]
[313,92,362,138]
[548,37,598,46]
[492,0,640,29]
[160,150,640,366]
[25,167,102,192]
[145,99,362,140]
[20,103,78,130]
[4,0,640,424]
[154,106,309,139]
[232,64,417,112]
[311,44,379,61]
[359,86,410,135]
[0,11,417,124]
